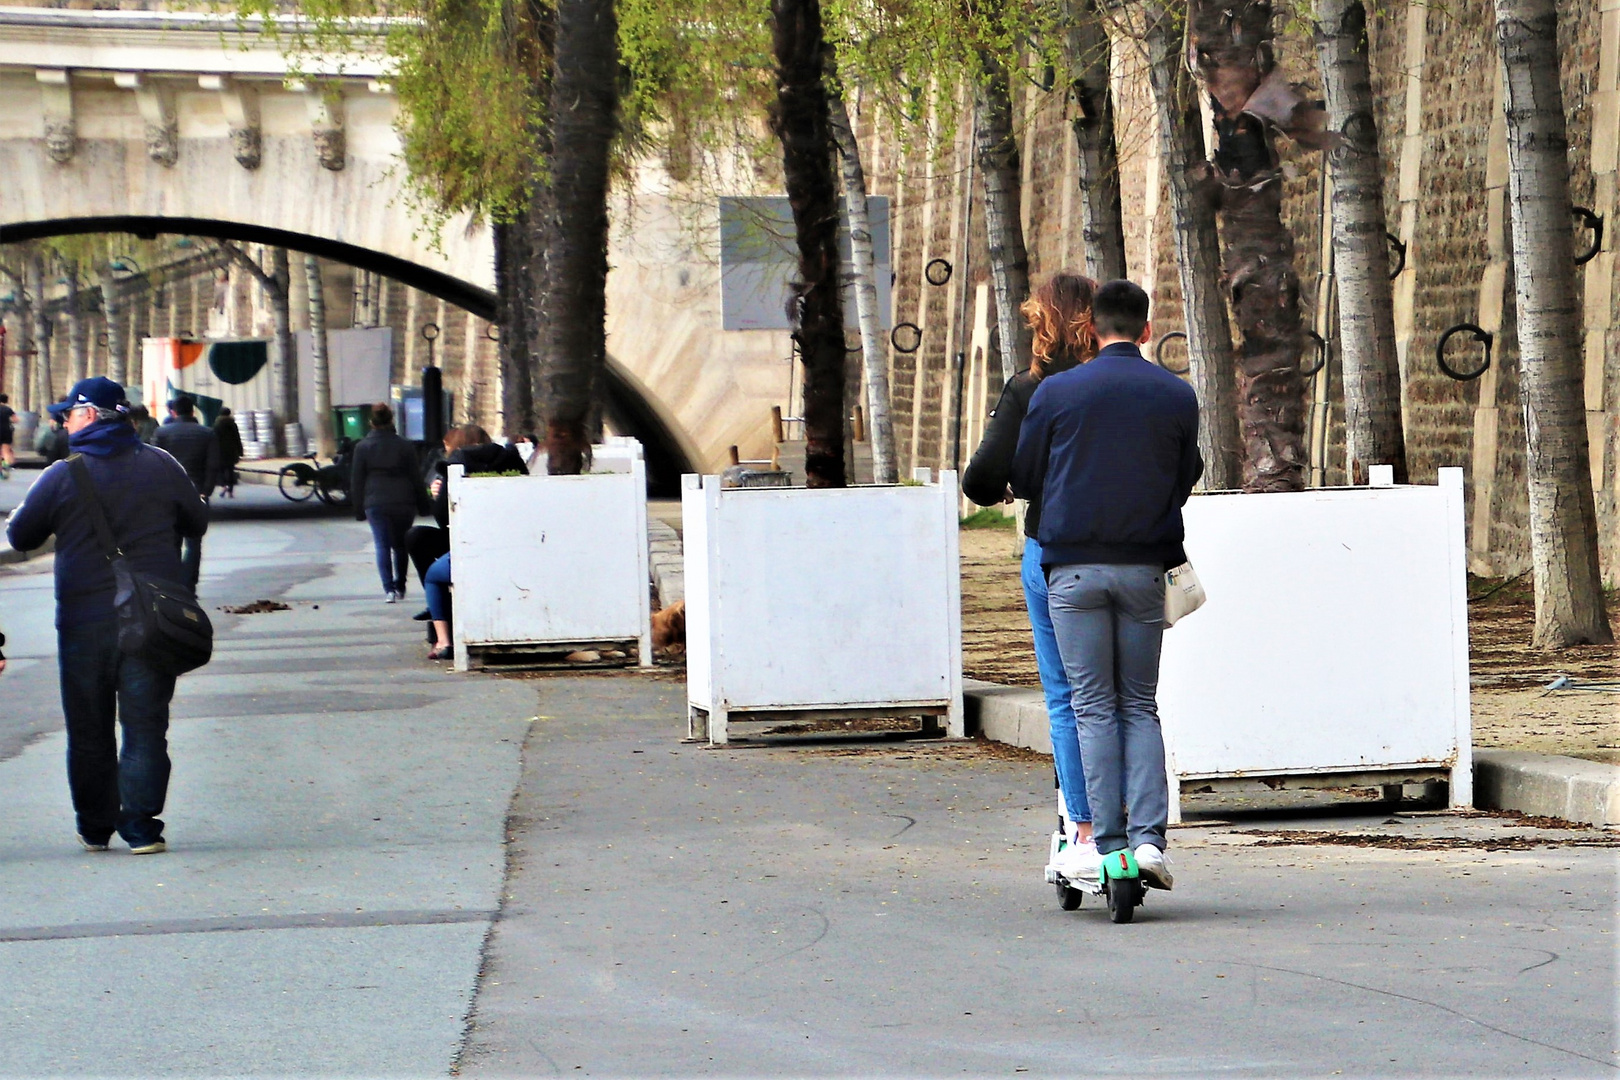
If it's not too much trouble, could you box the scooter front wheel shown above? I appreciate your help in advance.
[1107,876,1142,923]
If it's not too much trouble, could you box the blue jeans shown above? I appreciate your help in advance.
[366,507,414,594]
[424,553,453,623]
[58,618,177,847]
[1021,538,1090,824]
[1046,563,1168,855]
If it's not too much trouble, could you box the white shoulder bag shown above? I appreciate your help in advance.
[1163,561,1206,627]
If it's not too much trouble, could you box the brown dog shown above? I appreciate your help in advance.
[651,600,686,654]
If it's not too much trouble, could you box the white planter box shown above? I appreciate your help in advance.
[683,470,964,745]
[449,456,652,671]
[1158,467,1471,818]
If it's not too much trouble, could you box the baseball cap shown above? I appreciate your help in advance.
[47,376,129,419]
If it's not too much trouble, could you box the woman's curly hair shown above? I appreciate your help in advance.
[1020,273,1099,379]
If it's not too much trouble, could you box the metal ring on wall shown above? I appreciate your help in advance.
[1300,330,1328,377]
[1572,206,1604,266]
[485,323,500,342]
[924,259,953,287]
[1386,232,1407,279]
[1436,322,1493,381]
[1154,330,1189,375]
[421,322,440,341]
[890,322,923,354]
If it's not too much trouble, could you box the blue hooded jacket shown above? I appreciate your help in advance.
[7,420,209,626]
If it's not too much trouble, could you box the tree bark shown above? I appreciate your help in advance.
[99,266,125,387]
[1314,0,1407,484]
[26,252,50,411]
[1189,0,1310,492]
[216,242,296,433]
[827,89,898,484]
[494,219,537,440]
[305,254,336,459]
[538,0,617,476]
[1493,0,1613,647]
[771,0,846,487]
[1145,1,1243,490]
[64,263,88,386]
[1065,0,1127,282]
[974,57,1034,382]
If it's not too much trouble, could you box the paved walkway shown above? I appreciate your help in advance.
[0,488,534,1076]
[463,677,1617,1077]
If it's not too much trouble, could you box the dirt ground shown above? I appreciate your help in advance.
[957,525,1619,764]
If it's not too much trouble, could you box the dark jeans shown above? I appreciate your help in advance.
[1046,563,1168,857]
[179,534,203,590]
[58,618,177,847]
[366,507,415,594]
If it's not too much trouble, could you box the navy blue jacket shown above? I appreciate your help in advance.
[154,415,222,496]
[1010,342,1203,569]
[7,437,209,626]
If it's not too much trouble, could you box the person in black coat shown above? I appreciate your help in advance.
[349,403,423,602]
[417,428,528,657]
[153,395,221,589]
[962,271,1103,881]
[213,408,244,497]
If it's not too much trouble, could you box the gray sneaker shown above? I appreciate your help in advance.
[77,835,110,853]
[129,840,167,855]
[385,590,399,604]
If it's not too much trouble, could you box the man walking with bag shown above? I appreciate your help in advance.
[1011,280,1202,891]
[6,377,209,855]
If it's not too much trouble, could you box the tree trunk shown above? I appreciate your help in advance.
[65,263,88,386]
[26,252,50,411]
[827,89,898,484]
[1189,0,1310,492]
[1314,0,1407,484]
[305,254,337,459]
[99,266,125,386]
[1065,0,1127,281]
[1493,0,1613,647]
[974,57,1034,383]
[538,0,617,476]
[269,248,296,435]
[494,218,538,440]
[771,0,846,487]
[1145,1,1243,490]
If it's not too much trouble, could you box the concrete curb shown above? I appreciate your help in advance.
[962,680,1620,827]
[1474,749,1620,827]
[648,518,683,608]
[0,535,53,565]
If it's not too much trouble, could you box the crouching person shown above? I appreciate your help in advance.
[5,378,208,855]
[1011,282,1203,890]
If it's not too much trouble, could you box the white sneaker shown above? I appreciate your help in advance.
[1134,844,1174,890]
[385,590,399,604]
[1054,839,1103,884]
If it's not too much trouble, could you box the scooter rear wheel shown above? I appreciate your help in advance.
[1057,882,1084,911]
[1107,877,1141,923]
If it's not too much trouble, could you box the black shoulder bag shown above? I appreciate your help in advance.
[68,455,214,676]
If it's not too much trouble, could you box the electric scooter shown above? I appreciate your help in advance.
[1045,770,1154,923]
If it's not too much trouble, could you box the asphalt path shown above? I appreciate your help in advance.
[462,678,1618,1079]
[0,484,534,1076]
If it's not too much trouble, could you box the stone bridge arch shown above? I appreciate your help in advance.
[0,6,783,480]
